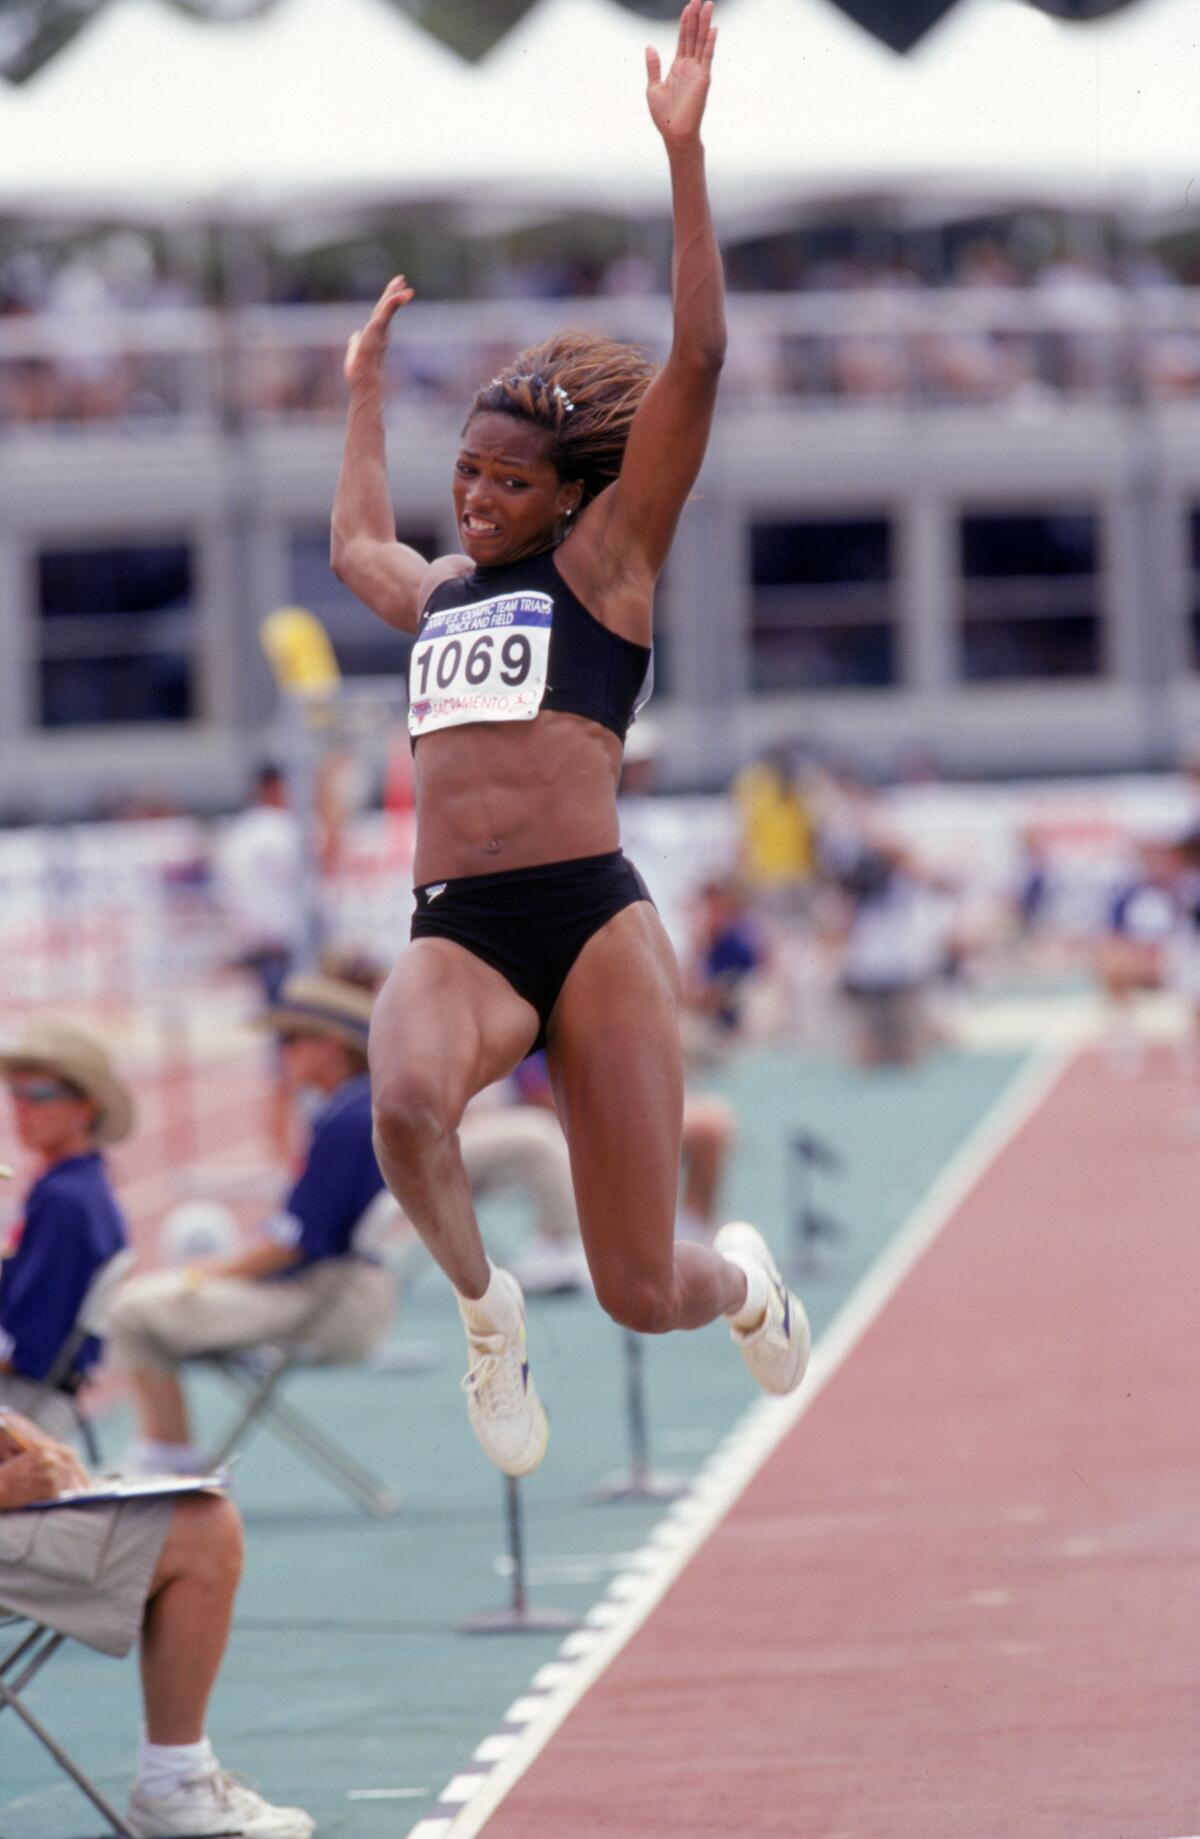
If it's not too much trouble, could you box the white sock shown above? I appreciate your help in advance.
[129,1439,204,1474]
[725,1255,770,1332]
[136,1733,216,1796]
[456,1261,518,1333]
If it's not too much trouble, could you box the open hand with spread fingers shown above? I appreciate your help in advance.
[645,0,717,148]
[344,274,416,388]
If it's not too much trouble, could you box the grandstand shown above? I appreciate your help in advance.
[4,0,1200,815]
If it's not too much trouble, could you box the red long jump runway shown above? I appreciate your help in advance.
[459,1046,1200,1839]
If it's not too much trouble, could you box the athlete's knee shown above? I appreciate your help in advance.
[593,1270,676,1336]
[372,1074,456,1163]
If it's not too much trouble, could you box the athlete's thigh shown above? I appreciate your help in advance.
[545,901,683,1292]
[370,936,539,1123]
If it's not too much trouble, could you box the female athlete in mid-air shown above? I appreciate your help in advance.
[332,0,809,1476]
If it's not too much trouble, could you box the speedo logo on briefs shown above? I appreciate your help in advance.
[424,884,447,903]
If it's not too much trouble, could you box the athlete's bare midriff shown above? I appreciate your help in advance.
[411,708,624,884]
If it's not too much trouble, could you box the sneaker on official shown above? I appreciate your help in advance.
[510,1231,592,1297]
[126,1768,315,1838]
[460,1268,549,1476]
[714,1220,811,1396]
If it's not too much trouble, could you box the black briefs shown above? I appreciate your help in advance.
[410,849,652,1050]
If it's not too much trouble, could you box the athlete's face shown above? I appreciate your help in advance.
[453,414,582,565]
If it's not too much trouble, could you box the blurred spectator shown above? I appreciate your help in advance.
[214,762,304,1158]
[683,874,771,1043]
[0,1022,133,1435]
[730,749,815,910]
[1162,829,1200,1092]
[1093,839,1177,1072]
[835,840,946,1069]
[109,973,393,1474]
[1011,824,1056,942]
[599,250,661,296]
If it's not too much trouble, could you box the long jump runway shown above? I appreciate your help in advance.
[424,1045,1200,1839]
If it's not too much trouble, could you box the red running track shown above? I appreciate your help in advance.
[480,1048,1200,1839]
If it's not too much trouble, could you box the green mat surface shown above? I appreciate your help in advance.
[1,1045,1025,1838]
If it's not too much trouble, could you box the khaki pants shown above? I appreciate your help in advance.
[106,1259,394,1375]
[0,1497,174,1659]
[461,1107,577,1244]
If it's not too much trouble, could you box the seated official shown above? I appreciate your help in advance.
[0,1023,132,1433]
[109,975,393,1474]
[0,1409,313,1839]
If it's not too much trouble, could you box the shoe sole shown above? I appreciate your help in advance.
[468,1403,550,1477]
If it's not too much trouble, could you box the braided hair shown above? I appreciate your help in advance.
[468,331,657,508]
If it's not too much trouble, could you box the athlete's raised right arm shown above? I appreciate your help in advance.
[331,276,437,635]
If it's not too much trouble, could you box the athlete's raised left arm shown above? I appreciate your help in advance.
[590,1,725,584]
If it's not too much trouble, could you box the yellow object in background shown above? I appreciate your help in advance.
[260,607,341,694]
[732,760,815,890]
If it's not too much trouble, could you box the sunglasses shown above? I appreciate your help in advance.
[7,1078,83,1105]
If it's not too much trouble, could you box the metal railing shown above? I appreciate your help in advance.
[4,285,1200,430]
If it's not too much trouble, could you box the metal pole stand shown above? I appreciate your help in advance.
[589,1330,688,1504]
[788,1129,848,1276]
[460,1478,580,1635]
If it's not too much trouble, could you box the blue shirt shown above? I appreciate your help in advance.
[0,1153,127,1383]
[704,921,764,1030]
[265,1075,384,1271]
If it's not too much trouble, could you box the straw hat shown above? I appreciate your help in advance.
[256,974,375,1056]
[0,1020,135,1146]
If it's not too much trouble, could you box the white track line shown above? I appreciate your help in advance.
[406,1041,1073,1839]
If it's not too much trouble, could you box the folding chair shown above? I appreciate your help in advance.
[19,1248,136,1465]
[0,1609,135,1836]
[197,1193,424,1517]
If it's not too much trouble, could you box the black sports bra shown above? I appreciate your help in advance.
[413,546,651,743]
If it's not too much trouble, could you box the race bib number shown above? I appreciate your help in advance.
[408,591,552,738]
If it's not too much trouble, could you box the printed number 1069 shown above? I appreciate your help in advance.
[413,632,533,697]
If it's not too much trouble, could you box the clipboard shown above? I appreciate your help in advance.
[13,1472,228,1512]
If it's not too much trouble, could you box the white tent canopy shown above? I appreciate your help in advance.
[901,0,1200,210]
[475,0,1200,218]
[2,0,1200,221]
[0,0,481,214]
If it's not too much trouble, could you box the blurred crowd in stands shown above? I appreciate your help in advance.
[675,742,1200,1075]
[5,212,1200,424]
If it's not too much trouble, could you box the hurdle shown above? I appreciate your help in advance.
[589,1328,688,1504]
[460,1478,579,1635]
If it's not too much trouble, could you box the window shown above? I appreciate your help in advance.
[750,518,896,691]
[36,542,195,727]
[287,527,438,677]
[958,511,1102,682]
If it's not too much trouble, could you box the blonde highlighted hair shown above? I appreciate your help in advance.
[468,330,657,507]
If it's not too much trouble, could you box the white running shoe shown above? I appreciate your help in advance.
[714,1221,811,1396]
[460,1269,549,1477]
[127,1769,315,1838]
